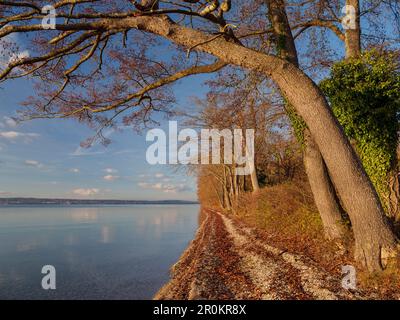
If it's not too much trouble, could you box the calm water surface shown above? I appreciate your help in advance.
[0,204,199,299]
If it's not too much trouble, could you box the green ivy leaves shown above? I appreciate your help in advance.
[320,50,400,203]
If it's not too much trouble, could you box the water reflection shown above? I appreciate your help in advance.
[135,210,180,240]
[70,208,98,222]
[0,205,199,299]
[100,225,113,244]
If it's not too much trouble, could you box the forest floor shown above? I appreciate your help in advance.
[154,209,365,300]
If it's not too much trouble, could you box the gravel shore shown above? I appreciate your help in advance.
[155,209,362,300]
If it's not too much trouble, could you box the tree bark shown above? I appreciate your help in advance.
[266,0,299,66]
[249,161,260,193]
[266,0,345,239]
[303,132,346,239]
[248,104,260,193]
[223,166,233,209]
[387,170,400,220]
[345,0,361,58]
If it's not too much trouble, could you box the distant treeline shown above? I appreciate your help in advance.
[0,198,198,206]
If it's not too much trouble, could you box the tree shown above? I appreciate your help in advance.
[289,0,400,219]
[265,0,346,240]
[267,0,400,235]
[0,0,397,270]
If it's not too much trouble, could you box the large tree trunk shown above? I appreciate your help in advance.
[101,14,398,270]
[345,0,361,58]
[271,62,396,271]
[266,0,345,239]
[303,133,346,239]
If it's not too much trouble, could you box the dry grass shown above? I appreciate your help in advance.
[358,260,400,299]
[221,182,400,299]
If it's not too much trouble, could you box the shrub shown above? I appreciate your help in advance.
[320,50,400,209]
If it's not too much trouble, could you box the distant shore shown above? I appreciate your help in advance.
[0,197,198,206]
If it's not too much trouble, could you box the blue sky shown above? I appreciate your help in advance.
[0,71,212,201]
[0,2,397,200]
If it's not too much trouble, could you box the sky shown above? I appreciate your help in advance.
[0,2,397,201]
[0,69,212,201]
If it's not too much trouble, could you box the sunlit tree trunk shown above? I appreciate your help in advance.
[266,0,345,239]
[247,105,260,193]
[303,132,346,239]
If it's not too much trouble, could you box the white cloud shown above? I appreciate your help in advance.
[162,183,188,193]
[153,183,163,189]
[0,131,39,141]
[72,188,100,196]
[3,117,17,128]
[103,175,120,181]
[104,168,117,173]
[69,168,80,173]
[138,182,149,188]
[0,191,11,196]
[138,182,191,194]
[155,173,164,178]
[0,131,19,139]
[70,146,105,156]
[24,160,43,168]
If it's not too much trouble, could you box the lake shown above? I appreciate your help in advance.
[0,204,199,299]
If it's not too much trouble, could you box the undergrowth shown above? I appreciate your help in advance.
[214,182,400,299]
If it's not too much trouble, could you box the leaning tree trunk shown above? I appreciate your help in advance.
[266,0,345,239]
[303,133,346,239]
[268,64,398,271]
[80,14,398,270]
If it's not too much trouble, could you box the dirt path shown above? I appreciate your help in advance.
[155,209,361,300]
